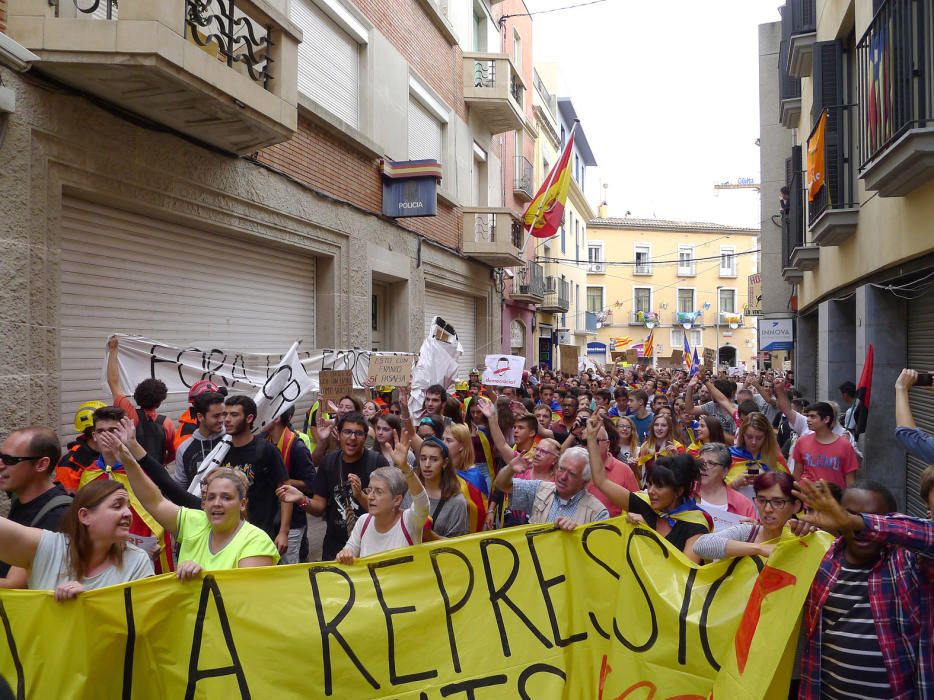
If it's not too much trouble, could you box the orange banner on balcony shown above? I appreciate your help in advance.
[806,110,826,202]
[523,130,575,238]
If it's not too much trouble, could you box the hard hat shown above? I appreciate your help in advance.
[188,379,220,403]
[455,381,468,391]
[376,386,394,393]
[74,400,107,434]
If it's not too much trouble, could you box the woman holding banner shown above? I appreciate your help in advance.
[97,420,279,578]
[336,429,430,563]
[0,479,153,600]
[585,415,710,563]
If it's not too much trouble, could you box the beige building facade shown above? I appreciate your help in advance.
[587,217,759,369]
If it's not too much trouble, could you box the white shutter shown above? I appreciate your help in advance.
[291,0,360,128]
[424,287,477,380]
[59,198,316,439]
[408,99,443,162]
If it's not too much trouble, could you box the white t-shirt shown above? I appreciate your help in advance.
[28,530,154,591]
[344,490,430,558]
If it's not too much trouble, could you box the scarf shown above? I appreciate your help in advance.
[726,446,789,486]
[634,491,711,530]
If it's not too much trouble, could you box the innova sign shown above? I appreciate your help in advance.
[759,318,794,351]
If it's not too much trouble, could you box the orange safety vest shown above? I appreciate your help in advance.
[173,410,199,452]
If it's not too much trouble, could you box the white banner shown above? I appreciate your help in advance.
[481,354,525,388]
[104,335,415,395]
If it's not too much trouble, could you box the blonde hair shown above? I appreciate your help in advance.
[445,423,476,470]
[735,412,782,470]
[616,416,640,454]
[644,413,675,453]
[202,468,250,519]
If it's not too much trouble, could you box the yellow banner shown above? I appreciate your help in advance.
[0,520,832,699]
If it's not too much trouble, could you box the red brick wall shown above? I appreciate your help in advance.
[0,0,7,33]
[257,0,466,251]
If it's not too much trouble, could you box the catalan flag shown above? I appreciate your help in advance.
[683,334,693,372]
[643,329,655,358]
[523,128,575,238]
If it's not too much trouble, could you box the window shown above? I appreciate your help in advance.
[560,214,566,253]
[634,288,652,315]
[574,219,580,264]
[291,0,366,129]
[560,125,566,148]
[719,288,737,315]
[677,289,695,314]
[588,243,604,273]
[512,29,522,71]
[575,284,581,323]
[677,245,695,275]
[587,286,604,314]
[408,79,448,163]
[720,246,737,277]
[671,329,703,349]
[634,244,651,274]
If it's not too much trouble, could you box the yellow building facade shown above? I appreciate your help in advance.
[586,216,760,369]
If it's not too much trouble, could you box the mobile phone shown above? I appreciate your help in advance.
[746,467,760,476]
[917,372,933,387]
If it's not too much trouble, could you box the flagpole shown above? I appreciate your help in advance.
[520,120,579,259]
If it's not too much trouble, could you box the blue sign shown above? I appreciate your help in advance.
[587,341,607,356]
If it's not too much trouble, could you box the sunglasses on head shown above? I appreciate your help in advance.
[0,453,43,466]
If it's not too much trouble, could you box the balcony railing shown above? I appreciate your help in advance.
[584,311,598,334]
[513,156,534,201]
[629,311,658,326]
[718,313,745,328]
[509,261,545,303]
[778,4,803,127]
[857,0,934,195]
[8,0,299,153]
[463,53,525,134]
[807,105,859,244]
[461,207,523,267]
[542,276,570,313]
[671,311,705,327]
[533,69,557,118]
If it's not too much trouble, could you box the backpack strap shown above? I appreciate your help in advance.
[431,497,449,523]
[400,515,412,545]
[360,514,373,538]
[30,494,73,528]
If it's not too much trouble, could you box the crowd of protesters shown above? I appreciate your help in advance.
[0,334,932,698]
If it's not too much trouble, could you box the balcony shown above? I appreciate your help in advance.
[808,105,859,245]
[785,0,816,78]
[717,313,745,328]
[629,311,659,327]
[513,155,534,201]
[778,6,802,129]
[461,207,523,267]
[463,53,525,134]
[671,311,705,327]
[541,276,570,313]
[576,311,598,335]
[7,0,299,154]
[790,244,820,270]
[857,0,934,197]
[782,145,811,280]
[509,261,545,304]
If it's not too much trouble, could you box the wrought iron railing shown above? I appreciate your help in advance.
[472,211,523,249]
[779,39,802,103]
[513,156,533,198]
[544,276,570,310]
[472,59,495,88]
[510,261,545,299]
[511,218,523,248]
[782,146,805,267]
[857,0,933,169]
[808,105,856,224]
[533,69,557,117]
[510,73,524,107]
[72,0,117,19]
[186,0,273,88]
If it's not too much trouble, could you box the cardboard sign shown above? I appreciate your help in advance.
[368,355,413,387]
[559,344,578,376]
[611,351,625,362]
[703,348,716,370]
[482,354,526,388]
[625,349,639,364]
[318,369,353,408]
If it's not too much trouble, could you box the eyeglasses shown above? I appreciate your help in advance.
[341,429,366,438]
[92,426,121,435]
[0,453,42,466]
[535,448,559,458]
[754,496,791,510]
[363,487,388,496]
[597,437,610,444]
[698,459,722,470]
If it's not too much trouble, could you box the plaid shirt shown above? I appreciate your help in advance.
[799,514,934,700]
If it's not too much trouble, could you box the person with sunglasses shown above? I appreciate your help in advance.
[278,411,388,561]
[0,428,73,588]
[692,472,801,561]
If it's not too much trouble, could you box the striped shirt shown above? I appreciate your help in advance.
[820,564,891,699]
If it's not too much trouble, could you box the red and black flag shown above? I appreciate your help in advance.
[853,344,874,438]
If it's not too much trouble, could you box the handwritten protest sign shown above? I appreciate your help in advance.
[0,520,832,699]
[558,344,578,376]
[703,347,716,370]
[317,370,353,409]
[625,349,639,364]
[481,354,525,388]
[368,355,413,387]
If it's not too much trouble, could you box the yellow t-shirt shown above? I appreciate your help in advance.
[176,508,280,570]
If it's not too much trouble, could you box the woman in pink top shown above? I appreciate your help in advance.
[695,442,757,531]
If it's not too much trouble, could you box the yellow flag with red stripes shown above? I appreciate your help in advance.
[523,130,575,238]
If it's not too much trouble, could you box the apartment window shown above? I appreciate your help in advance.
[719,288,737,315]
[575,284,581,324]
[587,287,604,314]
[677,289,695,314]
[634,244,651,274]
[634,287,652,315]
[512,29,522,71]
[720,246,737,277]
[574,220,580,264]
[560,125,566,148]
[671,329,703,349]
[408,80,448,163]
[560,214,566,253]
[677,245,695,276]
[588,243,604,272]
[291,0,366,129]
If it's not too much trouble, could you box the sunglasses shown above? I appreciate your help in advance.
[0,453,43,466]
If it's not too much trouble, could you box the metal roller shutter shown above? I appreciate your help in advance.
[291,0,360,128]
[424,287,477,381]
[59,198,316,441]
[906,289,934,517]
[408,98,443,163]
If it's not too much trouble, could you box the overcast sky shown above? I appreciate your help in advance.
[529,0,783,227]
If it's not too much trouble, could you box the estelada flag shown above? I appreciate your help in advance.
[806,110,827,202]
[853,343,874,438]
[523,130,575,238]
[643,329,655,358]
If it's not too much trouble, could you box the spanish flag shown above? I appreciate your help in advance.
[523,129,575,238]
[806,110,826,202]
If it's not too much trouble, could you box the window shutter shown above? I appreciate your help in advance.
[789,146,804,249]
[291,0,360,128]
[812,41,845,207]
[408,99,443,162]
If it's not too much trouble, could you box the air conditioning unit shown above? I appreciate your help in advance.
[588,262,606,273]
